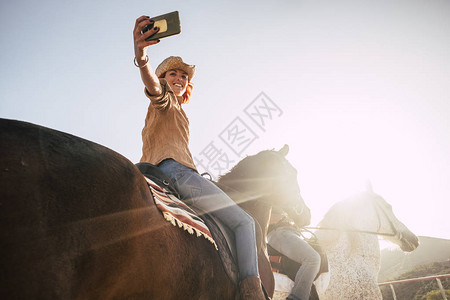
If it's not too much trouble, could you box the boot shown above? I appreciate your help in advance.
[239,276,266,300]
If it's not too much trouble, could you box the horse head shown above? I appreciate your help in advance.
[317,189,419,252]
[268,145,311,228]
[369,192,419,252]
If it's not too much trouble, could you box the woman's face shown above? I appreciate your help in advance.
[164,69,188,96]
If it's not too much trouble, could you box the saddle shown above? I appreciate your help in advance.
[136,163,240,285]
[135,162,180,198]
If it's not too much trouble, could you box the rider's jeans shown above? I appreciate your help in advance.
[158,158,259,281]
[268,227,321,300]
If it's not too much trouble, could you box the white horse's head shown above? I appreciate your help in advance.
[368,192,419,252]
[317,187,419,252]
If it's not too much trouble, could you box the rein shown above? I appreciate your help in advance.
[303,226,397,237]
[303,196,399,237]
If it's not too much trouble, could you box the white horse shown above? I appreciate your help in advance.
[272,188,419,300]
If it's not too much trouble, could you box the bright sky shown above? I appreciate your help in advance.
[1,0,449,243]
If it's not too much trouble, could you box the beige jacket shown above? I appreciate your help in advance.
[140,79,196,171]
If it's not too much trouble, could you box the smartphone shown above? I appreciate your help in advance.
[143,11,181,41]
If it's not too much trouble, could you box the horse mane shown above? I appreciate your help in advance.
[217,150,276,187]
[316,202,346,249]
[218,154,251,182]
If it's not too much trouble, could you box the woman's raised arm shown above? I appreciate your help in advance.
[133,15,162,96]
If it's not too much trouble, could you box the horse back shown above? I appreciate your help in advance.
[0,119,160,299]
[0,119,236,299]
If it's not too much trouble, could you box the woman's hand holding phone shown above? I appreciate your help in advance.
[133,15,161,61]
[133,12,181,62]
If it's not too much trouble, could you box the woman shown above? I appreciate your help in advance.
[268,208,320,300]
[133,15,266,300]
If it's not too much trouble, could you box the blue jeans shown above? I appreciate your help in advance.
[158,159,259,281]
[268,227,320,300]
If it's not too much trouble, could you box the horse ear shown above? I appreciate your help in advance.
[278,144,289,156]
[365,179,374,193]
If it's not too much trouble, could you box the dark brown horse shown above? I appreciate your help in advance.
[0,119,307,299]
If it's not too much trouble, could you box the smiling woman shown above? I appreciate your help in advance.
[132,15,267,299]
[163,69,189,96]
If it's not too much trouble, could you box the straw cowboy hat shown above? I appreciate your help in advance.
[155,56,196,81]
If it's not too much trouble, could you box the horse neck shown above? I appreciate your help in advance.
[319,196,382,257]
[217,176,272,247]
[320,232,383,300]
[325,231,381,265]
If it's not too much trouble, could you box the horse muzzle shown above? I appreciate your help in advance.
[399,230,419,252]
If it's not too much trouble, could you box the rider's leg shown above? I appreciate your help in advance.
[158,159,266,299]
[268,227,320,300]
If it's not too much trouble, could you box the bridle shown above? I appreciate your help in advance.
[304,196,399,238]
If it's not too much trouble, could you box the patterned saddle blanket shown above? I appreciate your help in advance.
[136,163,239,285]
[145,177,217,248]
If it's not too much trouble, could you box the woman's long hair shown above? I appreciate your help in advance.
[182,82,193,104]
